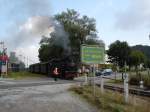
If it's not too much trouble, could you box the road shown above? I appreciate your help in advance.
[0,73,122,89]
[0,73,123,112]
[0,73,148,112]
[0,78,98,112]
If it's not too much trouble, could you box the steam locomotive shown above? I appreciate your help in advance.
[29,57,78,80]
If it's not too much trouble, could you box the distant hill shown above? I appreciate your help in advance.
[132,45,150,59]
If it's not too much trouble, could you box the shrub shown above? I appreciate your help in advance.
[129,75,140,85]
[129,73,150,89]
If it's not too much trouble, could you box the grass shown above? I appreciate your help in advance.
[6,71,47,80]
[69,85,149,112]
[107,79,123,84]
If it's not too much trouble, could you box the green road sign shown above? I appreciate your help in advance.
[81,45,105,64]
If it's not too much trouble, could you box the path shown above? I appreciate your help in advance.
[0,83,98,112]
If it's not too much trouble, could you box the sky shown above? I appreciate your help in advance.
[0,0,150,65]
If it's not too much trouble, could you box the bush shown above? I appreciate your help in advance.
[129,75,139,85]
[129,73,150,89]
[144,76,150,89]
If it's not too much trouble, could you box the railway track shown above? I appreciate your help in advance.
[96,83,150,97]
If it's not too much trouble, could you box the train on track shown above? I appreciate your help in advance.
[29,57,78,80]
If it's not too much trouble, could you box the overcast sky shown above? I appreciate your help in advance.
[0,0,150,64]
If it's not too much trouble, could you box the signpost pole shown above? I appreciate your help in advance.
[100,73,104,93]
[83,66,87,84]
[93,64,96,97]
[85,73,88,84]
[6,60,8,76]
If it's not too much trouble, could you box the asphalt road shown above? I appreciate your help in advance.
[0,82,98,112]
[0,73,122,89]
[0,74,122,112]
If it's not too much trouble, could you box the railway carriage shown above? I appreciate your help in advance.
[29,58,78,80]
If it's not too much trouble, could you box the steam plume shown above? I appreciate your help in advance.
[2,0,70,63]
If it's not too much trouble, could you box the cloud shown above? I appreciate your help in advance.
[6,16,54,51]
[5,15,58,64]
[1,0,52,63]
[115,0,150,30]
[15,45,39,65]
[0,0,51,17]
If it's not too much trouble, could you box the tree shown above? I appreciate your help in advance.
[107,40,131,68]
[38,44,65,62]
[132,45,150,69]
[144,58,150,68]
[132,45,150,59]
[128,50,146,69]
[38,9,101,62]
[128,50,146,79]
[38,44,51,62]
[55,9,97,45]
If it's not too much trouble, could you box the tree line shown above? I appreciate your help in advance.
[38,9,104,63]
[38,9,150,71]
[107,40,150,71]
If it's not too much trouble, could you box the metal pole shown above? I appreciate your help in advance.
[93,64,96,97]
[124,61,129,103]
[0,42,3,78]
[100,73,104,93]
[26,57,28,68]
[83,66,87,84]
[85,73,87,84]
[6,60,8,76]
[2,42,4,78]
[27,57,29,68]
[5,48,8,76]
[23,56,26,71]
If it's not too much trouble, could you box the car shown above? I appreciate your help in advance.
[102,69,113,76]
[95,70,103,76]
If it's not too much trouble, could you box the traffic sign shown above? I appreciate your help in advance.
[81,45,105,64]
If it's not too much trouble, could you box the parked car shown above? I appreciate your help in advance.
[95,69,113,76]
[95,70,103,76]
[102,69,113,75]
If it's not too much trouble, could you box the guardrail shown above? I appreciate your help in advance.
[96,83,150,97]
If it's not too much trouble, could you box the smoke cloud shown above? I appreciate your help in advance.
[8,16,54,48]
[49,21,70,53]
[2,0,70,63]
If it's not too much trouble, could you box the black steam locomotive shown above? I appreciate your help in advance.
[29,58,78,80]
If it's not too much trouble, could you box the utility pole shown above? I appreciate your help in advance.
[0,42,8,77]
[24,56,26,70]
[0,42,4,78]
[148,35,150,75]
[27,56,29,68]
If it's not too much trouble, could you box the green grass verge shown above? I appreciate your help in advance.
[7,71,46,80]
[107,79,123,84]
[69,85,149,112]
